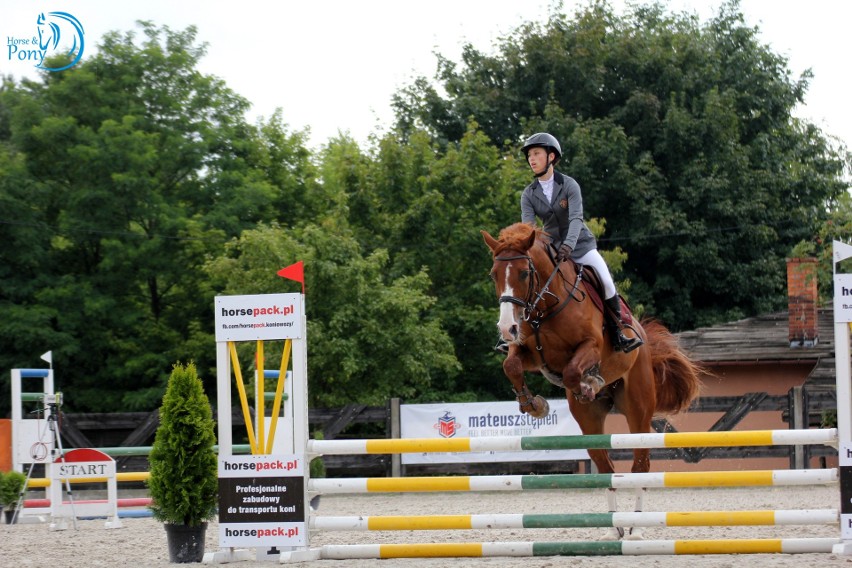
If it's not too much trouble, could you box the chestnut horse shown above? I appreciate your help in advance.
[482,223,701,539]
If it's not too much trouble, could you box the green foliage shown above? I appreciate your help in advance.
[808,190,852,305]
[147,362,218,526]
[0,6,849,415]
[0,23,312,412]
[821,409,837,429]
[204,222,461,407]
[392,0,849,330]
[333,125,528,400]
[0,470,26,510]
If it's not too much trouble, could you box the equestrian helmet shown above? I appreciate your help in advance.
[522,132,561,161]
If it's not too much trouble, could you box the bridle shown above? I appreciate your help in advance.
[494,252,585,324]
[492,246,592,410]
[494,254,539,320]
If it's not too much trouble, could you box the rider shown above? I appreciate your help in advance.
[496,132,642,354]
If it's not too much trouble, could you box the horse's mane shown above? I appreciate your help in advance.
[494,223,546,255]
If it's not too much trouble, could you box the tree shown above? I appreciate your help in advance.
[203,222,461,407]
[391,0,849,329]
[0,23,311,411]
[147,361,218,528]
[793,188,852,304]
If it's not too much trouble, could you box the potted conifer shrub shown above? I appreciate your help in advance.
[0,469,26,524]
[147,362,218,563]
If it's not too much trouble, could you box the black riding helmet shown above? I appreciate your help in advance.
[521,132,561,178]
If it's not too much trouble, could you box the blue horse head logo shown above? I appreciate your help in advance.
[36,12,85,71]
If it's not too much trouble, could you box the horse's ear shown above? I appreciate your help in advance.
[524,227,537,251]
[481,230,499,253]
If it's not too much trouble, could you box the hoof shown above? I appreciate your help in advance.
[579,381,597,401]
[527,395,550,419]
[599,527,623,541]
[623,528,645,541]
[577,375,605,402]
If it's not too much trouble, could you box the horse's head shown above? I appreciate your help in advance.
[482,223,544,343]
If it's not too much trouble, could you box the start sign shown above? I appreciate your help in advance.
[50,448,121,530]
[52,448,116,481]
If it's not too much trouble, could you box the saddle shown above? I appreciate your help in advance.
[575,263,634,326]
[544,244,634,325]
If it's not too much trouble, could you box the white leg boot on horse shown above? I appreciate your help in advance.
[601,487,648,541]
[624,488,647,540]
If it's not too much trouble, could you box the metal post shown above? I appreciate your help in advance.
[389,398,401,477]
[790,385,805,470]
[216,342,233,457]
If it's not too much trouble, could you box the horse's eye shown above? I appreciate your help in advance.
[519,270,530,281]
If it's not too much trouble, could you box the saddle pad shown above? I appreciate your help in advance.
[575,262,634,326]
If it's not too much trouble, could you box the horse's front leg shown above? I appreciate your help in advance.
[503,348,550,418]
[561,338,604,402]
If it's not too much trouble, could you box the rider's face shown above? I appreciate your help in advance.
[527,147,551,172]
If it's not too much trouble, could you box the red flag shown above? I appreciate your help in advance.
[277,261,305,293]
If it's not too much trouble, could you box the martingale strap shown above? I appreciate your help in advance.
[544,264,585,322]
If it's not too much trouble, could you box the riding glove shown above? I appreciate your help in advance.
[557,244,573,262]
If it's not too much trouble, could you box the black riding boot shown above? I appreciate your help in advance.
[604,296,643,353]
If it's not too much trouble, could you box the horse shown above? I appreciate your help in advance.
[482,222,702,539]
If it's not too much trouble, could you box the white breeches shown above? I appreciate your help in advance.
[574,249,616,300]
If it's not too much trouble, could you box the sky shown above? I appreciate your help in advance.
[2,1,851,152]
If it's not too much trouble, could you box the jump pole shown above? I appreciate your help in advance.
[309,428,837,454]
[316,538,842,559]
[312,509,839,531]
[309,469,837,494]
[833,240,852,554]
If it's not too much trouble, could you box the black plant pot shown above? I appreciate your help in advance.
[4,509,17,524]
[164,522,207,563]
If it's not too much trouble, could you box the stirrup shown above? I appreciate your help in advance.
[614,331,643,353]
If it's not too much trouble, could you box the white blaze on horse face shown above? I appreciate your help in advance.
[497,263,521,341]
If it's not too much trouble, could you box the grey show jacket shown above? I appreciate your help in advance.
[520,170,597,259]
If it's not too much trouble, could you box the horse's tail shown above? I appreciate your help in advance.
[642,319,703,414]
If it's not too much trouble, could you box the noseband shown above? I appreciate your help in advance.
[495,253,583,322]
